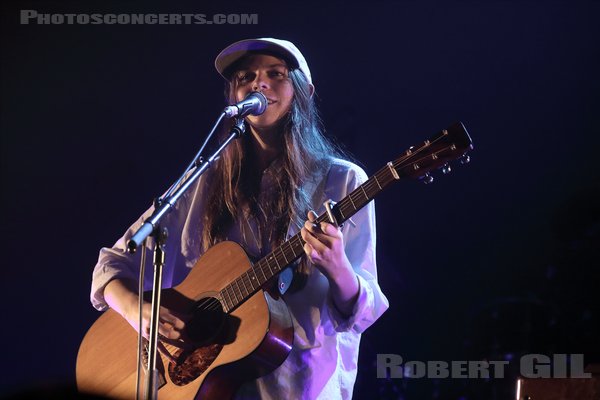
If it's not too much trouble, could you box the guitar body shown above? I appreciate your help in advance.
[76,241,294,400]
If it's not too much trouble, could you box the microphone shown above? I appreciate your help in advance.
[223,91,268,118]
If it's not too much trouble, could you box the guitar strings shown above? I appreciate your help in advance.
[200,132,457,315]
[219,141,456,312]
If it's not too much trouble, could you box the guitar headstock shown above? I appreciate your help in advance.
[392,121,473,181]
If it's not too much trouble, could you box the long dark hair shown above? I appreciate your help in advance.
[201,58,346,290]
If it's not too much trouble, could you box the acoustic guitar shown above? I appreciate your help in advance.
[76,122,473,399]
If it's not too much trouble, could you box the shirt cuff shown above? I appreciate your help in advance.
[326,274,372,334]
[90,263,137,311]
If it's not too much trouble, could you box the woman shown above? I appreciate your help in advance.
[91,38,389,399]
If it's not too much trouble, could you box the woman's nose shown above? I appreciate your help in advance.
[251,73,268,91]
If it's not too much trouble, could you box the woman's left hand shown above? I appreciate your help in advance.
[301,210,349,277]
[300,210,360,316]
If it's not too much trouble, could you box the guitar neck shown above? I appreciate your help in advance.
[218,121,473,313]
[218,163,399,313]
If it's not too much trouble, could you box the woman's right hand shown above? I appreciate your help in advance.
[123,301,187,341]
[103,279,187,363]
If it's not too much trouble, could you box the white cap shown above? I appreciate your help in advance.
[215,38,312,85]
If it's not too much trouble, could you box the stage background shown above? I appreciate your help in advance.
[1,1,599,398]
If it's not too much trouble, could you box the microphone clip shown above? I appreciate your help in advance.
[231,118,246,138]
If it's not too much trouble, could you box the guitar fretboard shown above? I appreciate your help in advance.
[218,163,399,313]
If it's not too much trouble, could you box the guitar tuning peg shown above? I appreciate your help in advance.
[441,163,452,174]
[459,155,471,165]
[421,173,434,184]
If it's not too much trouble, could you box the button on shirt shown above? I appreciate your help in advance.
[91,158,389,400]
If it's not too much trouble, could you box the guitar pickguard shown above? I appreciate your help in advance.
[167,295,241,386]
[169,343,223,386]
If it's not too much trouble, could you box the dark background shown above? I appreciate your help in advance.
[1,1,599,399]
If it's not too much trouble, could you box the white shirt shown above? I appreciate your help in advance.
[91,157,389,399]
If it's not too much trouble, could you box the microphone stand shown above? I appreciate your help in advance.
[130,116,246,400]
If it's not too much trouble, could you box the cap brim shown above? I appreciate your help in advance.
[215,39,299,80]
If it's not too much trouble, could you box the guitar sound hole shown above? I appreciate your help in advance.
[185,296,225,345]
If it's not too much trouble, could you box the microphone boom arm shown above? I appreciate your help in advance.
[127,117,246,253]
